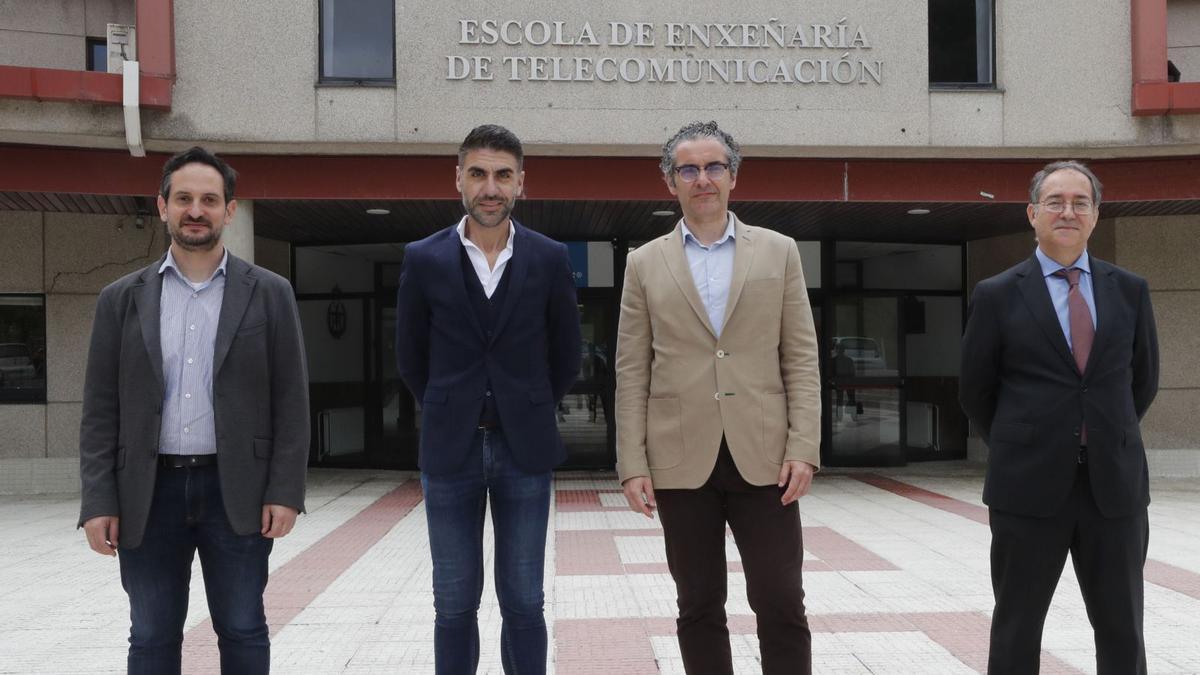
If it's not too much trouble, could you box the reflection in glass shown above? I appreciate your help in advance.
[829,386,901,458]
[557,297,612,468]
[0,295,46,403]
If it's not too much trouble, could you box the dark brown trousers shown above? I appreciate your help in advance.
[656,441,811,675]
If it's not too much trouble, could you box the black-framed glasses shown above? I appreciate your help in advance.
[1037,199,1095,215]
[674,162,730,183]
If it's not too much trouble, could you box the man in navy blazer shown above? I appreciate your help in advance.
[394,124,581,674]
[960,161,1159,674]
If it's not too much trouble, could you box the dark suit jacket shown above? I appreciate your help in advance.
[959,255,1158,518]
[394,221,581,475]
[77,252,310,548]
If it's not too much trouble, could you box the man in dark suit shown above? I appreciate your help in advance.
[394,124,581,675]
[78,147,310,675]
[960,160,1159,674]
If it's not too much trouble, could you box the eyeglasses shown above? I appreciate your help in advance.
[1037,199,1096,215]
[674,162,730,183]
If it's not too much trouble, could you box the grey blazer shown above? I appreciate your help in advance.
[77,252,310,549]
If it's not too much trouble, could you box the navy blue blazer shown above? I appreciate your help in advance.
[394,221,582,475]
[959,255,1159,518]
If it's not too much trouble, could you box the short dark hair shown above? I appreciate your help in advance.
[1029,160,1103,206]
[159,146,238,204]
[457,124,524,168]
[661,120,742,179]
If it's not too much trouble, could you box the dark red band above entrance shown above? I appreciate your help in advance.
[1,145,1198,203]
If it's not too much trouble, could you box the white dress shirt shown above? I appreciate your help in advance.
[456,217,515,298]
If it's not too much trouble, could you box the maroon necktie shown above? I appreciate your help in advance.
[1053,267,1094,446]
[1052,268,1094,374]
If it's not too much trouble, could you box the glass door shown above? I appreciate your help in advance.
[558,288,615,468]
[825,294,906,466]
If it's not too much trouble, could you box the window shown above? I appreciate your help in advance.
[319,0,395,83]
[0,296,47,404]
[929,0,995,86]
[86,37,108,73]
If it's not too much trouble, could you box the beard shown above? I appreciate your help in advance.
[169,219,222,251]
[464,194,514,229]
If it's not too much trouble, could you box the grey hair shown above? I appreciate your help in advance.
[1029,160,1103,206]
[660,120,742,180]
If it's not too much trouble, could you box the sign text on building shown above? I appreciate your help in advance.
[447,19,882,85]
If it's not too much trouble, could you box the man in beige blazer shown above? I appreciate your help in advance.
[616,120,821,675]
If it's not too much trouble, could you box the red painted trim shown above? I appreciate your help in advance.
[0,67,172,111]
[1130,0,1200,115]
[2,146,1199,203]
[1131,0,1167,85]
[0,0,172,110]
[137,0,176,81]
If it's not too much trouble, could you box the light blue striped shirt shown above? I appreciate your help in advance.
[157,248,228,456]
[1035,247,1097,350]
[681,214,736,337]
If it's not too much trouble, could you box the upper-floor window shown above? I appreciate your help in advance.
[0,295,46,404]
[929,0,995,87]
[319,0,395,84]
[86,38,108,72]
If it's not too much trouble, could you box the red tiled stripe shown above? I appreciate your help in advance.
[855,474,1200,601]
[1145,559,1200,600]
[852,474,990,524]
[558,612,1082,674]
[804,526,899,571]
[556,489,627,511]
[181,480,424,672]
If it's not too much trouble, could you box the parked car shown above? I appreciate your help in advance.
[831,336,889,373]
[0,342,37,387]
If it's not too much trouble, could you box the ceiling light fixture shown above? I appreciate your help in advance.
[365,208,390,215]
[907,208,931,215]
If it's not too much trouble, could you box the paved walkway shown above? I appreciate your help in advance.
[2,464,1199,674]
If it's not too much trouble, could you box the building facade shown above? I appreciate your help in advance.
[2,0,1199,493]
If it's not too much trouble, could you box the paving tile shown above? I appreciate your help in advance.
[2,465,1198,673]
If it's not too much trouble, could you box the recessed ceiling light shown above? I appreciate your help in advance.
[652,210,675,217]
[365,208,390,215]
[907,208,931,215]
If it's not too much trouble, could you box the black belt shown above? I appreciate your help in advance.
[158,454,217,468]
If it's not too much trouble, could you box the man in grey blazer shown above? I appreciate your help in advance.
[78,147,310,674]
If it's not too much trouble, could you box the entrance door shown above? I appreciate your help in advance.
[825,294,906,465]
[557,288,615,468]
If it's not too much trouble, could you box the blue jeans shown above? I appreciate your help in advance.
[118,464,273,675]
[421,429,553,675]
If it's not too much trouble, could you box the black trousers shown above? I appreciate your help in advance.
[656,441,811,675]
[988,465,1149,674]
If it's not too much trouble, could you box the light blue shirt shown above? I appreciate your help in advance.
[1035,247,1097,350]
[681,214,736,337]
[157,248,228,456]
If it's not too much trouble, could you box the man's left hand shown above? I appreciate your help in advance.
[777,461,815,506]
[261,504,299,538]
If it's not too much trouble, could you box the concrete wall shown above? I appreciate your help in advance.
[1114,214,1200,476]
[2,0,1199,156]
[0,0,134,70]
[0,210,164,494]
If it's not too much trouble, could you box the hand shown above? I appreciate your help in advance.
[777,461,815,506]
[83,516,120,556]
[261,504,298,538]
[622,476,657,518]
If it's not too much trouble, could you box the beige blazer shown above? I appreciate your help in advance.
[615,215,821,489]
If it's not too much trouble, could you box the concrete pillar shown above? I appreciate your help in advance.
[224,198,255,264]
[1115,215,1200,477]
